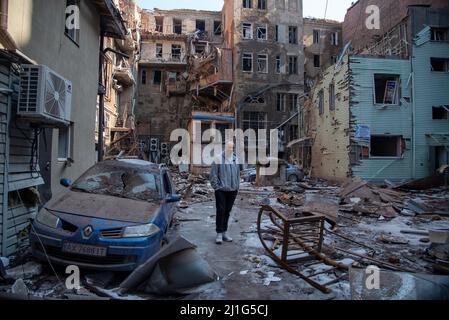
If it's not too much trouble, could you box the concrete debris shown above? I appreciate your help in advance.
[349,268,449,300]
[263,272,282,286]
[429,230,449,244]
[11,278,29,297]
[6,261,43,280]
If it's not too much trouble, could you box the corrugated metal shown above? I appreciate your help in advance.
[349,56,413,181]
[0,58,43,257]
[412,38,449,178]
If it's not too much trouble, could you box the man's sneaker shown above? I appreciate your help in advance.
[222,232,233,242]
[216,233,223,245]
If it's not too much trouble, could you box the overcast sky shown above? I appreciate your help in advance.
[135,0,356,22]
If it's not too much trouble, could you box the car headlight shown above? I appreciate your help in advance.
[122,223,160,238]
[36,208,60,229]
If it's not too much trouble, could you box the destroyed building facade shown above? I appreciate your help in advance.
[304,5,449,182]
[223,0,305,160]
[303,18,342,92]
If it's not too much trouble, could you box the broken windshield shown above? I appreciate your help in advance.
[72,165,161,202]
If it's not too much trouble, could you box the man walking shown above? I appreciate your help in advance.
[209,140,241,244]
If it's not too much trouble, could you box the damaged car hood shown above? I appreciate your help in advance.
[45,190,163,224]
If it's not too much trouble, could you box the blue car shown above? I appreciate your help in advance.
[30,159,180,272]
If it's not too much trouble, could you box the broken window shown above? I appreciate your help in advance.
[374,74,400,105]
[242,23,253,39]
[214,20,222,35]
[288,56,298,75]
[313,29,320,44]
[329,82,335,111]
[370,136,403,158]
[288,94,298,112]
[196,19,205,32]
[288,26,298,44]
[243,0,252,8]
[153,70,162,85]
[242,53,253,72]
[330,32,339,46]
[318,90,324,115]
[290,124,298,141]
[277,93,286,112]
[258,0,267,10]
[275,55,281,73]
[257,25,267,41]
[65,0,80,44]
[156,43,163,59]
[155,16,164,32]
[173,18,182,34]
[257,54,268,73]
[243,112,267,131]
[314,55,320,68]
[432,106,449,120]
[431,58,449,72]
[431,28,449,42]
[244,95,265,104]
[171,44,182,61]
[141,69,147,85]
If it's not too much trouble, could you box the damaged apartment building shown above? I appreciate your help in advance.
[223,0,304,161]
[303,3,449,183]
[303,18,342,92]
[134,0,305,165]
[136,8,229,166]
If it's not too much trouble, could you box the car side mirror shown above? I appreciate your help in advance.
[60,178,72,188]
[166,194,181,203]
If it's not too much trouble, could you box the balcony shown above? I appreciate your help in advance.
[190,48,233,99]
[139,52,188,67]
[113,61,135,86]
[166,80,187,96]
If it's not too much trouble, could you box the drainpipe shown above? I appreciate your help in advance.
[98,35,105,162]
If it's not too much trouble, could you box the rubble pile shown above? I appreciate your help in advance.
[171,170,214,205]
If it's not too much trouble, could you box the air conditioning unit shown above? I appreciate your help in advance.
[18,65,72,126]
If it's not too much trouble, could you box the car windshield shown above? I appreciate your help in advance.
[71,164,161,202]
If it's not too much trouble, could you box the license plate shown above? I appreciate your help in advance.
[62,242,107,257]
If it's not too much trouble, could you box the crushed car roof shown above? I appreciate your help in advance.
[97,159,162,172]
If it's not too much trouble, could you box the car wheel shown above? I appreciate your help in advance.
[288,174,299,182]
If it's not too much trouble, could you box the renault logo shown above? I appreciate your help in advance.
[83,226,93,238]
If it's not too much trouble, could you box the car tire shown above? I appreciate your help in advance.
[288,174,299,182]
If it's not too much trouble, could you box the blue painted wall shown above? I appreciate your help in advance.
[412,34,449,178]
[349,56,413,181]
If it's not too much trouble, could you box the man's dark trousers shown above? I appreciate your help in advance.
[215,190,238,233]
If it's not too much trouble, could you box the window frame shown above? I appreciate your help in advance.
[242,22,253,40]
[313,29,320,44]
[276,93,287,112]
[329,82,335,111]
[258,0,267,10]
[288,26,298,44]
[141,69,147,85]
[173,18,182,34]
[288,55,298,75]
[256,24,268,41]
[257,53,268,73]
[58,123,74,162]
[242,52,253,72]
[373,74,400,105]
[369,135,404,159]
[243,0,253,9]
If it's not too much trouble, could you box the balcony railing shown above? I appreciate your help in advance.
[141,52,187,64]
[191,48,233,89]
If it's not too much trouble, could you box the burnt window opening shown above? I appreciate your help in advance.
[214,21,222,35]
[370,136,404,158]
[258,0,267,10]
[330,32,339,46]
[153,70,162,85]
[289,26,298,44]
[314,55,320,68]
[141,69,147,85]
[243,0,252,8]
[155,16,164,32]
[257,25,267,40]
[171,44,182,61]
[173,19,182,34]
[313,29,320,44]
[329,83,335,111]
[318,90,324,115]
[242,23,253,39]
[156,43,163,59]
[196,19,206,32]
[374,74,400,105]
[431,28,449,42]
[288,56,298,74]
[432,106,449,120]
[277,93,286,112]
[257,54,268,73]
[242,53,253,72]
[431,58,449,72]
[276,55,281,73]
